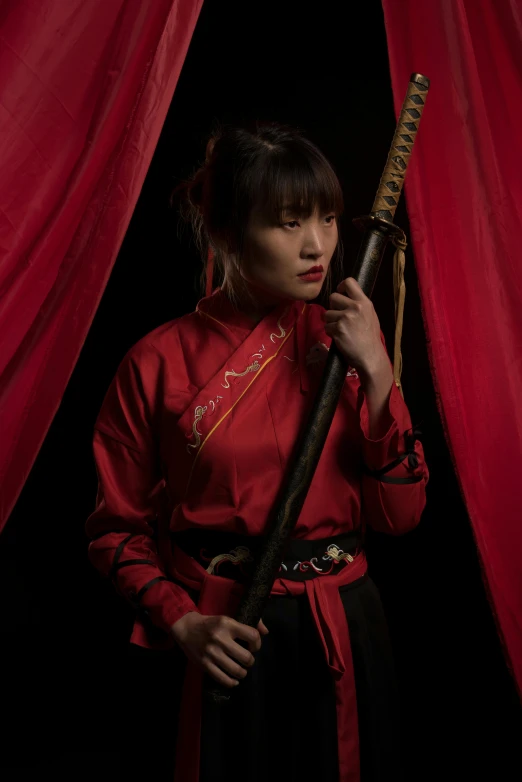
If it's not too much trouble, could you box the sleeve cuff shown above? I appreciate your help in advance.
[358,382,404,471]
[138,578,199,634]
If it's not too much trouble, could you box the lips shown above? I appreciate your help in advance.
[298,264,324,276]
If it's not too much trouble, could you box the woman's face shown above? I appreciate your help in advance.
[238,205,339,305]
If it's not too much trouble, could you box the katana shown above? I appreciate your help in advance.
[206,73,430,704]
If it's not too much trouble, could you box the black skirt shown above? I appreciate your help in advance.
[120,574,401,782]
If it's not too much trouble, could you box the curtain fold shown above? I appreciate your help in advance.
[382,0,522,695]
[0,0,203,531]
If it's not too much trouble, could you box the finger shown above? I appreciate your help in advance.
[328,292,360,311]
[222,637,256,666]
[206,644,249,679]
[204,659,240,689]
[337,277,366,300]
[228,619,261,651]
[324,308,347,323]
[257,619,269,636]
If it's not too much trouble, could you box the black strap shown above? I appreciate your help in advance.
[135,576,169,604]
[363,426,423,485]
[371,473,423,485]
[108,533,136,579]
[112,558,156,573]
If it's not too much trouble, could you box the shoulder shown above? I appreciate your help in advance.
[96,314,204,434]
[122,310,207,372]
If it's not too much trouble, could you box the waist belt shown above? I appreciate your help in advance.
[171,529,361,583]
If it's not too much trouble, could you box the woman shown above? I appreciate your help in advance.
[86,123,428,782]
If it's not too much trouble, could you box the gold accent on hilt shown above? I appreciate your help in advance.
[372,73,430,221]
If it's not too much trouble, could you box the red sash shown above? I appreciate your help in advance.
[172,545,367,782]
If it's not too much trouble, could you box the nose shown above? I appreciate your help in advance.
[301,224,325,260]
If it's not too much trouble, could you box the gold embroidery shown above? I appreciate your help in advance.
[186,405,207,453]
[221,359,261,389]
[206,546,252,575]
[251,344,266,360]
[269,309,290,343]
[208,395,223,413]
[184,303,306,493]
[326,544,354,564]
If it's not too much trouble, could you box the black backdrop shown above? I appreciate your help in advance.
[1,1,520,780]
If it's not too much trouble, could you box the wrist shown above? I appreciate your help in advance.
[171,610,201,643]
[358,351,393,389]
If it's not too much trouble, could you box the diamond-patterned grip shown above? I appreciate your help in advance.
[372,73,430,220]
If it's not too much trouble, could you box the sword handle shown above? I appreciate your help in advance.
[372,73,430,221]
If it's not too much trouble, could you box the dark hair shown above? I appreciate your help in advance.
[175,122,344,302]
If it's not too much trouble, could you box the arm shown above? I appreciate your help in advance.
[357,373,428,536]
[86,431,198,633]
[86,347,197,636]
[325,277,428,535]
[87,343,268,684]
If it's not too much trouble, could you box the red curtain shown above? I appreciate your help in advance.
[0,0,203,531]
[382,0,522,695]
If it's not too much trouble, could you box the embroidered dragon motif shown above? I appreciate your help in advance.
[221,359,261,389]
[186,405,207,453]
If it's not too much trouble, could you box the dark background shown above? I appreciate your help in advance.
[1,1,520,779]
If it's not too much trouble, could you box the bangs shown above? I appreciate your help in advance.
[252,145,344,223]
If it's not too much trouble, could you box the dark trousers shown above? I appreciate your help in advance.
[121,575,401,782]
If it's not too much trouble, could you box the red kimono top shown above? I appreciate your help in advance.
[87,287,427,634]
[86,288,428,781]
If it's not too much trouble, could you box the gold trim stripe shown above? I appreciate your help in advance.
[196,307,233,334]
[185,304,305,492]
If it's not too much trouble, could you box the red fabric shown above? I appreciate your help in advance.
[86,288,428,647]
[0,0,203,532]
[382,0,522,694]
[171,543,367,782]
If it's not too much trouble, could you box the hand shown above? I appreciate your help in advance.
[324,277,388,375]
[171,612,269,688]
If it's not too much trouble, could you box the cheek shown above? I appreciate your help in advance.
[327,228,339,256]
[246,235,294,275]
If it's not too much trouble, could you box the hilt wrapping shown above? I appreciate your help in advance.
[372,73,430,221]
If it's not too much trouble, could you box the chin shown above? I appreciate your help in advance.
[293,282,324,302]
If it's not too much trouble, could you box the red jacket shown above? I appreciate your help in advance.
[86,288,428,649]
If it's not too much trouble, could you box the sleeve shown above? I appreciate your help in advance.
[357,379,429,536]
[86,344,198,634]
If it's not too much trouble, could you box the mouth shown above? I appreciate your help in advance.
[298,265,324,275]
[298,264,324,283]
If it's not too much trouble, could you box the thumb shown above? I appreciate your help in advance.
[257,619,269,636]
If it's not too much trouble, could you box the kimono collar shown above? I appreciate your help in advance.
[196,287,304,338]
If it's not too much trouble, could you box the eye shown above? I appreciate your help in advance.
[283,220,300,229]
[324,214,336,225]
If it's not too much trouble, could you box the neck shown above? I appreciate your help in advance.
[223,278,290,327]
